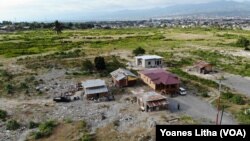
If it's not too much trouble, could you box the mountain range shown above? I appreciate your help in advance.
[90,1,250,20]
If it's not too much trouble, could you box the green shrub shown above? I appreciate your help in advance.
[0,109,7,120]
[231,95,244,105]
[82,59,94,72]
[6,120,20,130]
[236,36,249,48]
[63,118,73,123]
[132,47,145,56]
[94,56,106,71]
[5,84,14,94]
[236,111,250,124]
[201,92,209,98]
[32,120,57,139]
[29,121,40,129]
[221,92,233,99]
[33,131,43,139]
[20,82,29,89]
[113,120,119,127]
[80,120,87,129]
[81,133,91,141]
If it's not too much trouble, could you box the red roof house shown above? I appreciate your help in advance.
[138,69,180,95]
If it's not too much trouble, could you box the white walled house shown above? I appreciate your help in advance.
[135,55,163,68]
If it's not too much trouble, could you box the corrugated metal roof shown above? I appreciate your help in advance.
[110,68,137,81]
[81,79,106,88]
[135,55,163,60]
[194,61,211,68]
[139,69,180,85]
[85,86,108,95]
[147,100,168,107]
[137,91,167,102]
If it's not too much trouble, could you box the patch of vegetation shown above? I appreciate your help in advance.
[191,50,250,76]
[94,56,106,71]
[0,69,13,80]
[79,120,93,141]
[0,109,7,120]
[221,92,245,105]
[236,36,249,48]
[63,118,73,123]
[200,92,210,98]
[216,33,239,39]
[113,120,120,127]
[5,83,14,94]
[29,121,40,129]
[106,56,126,73]
[170,68,218,89]
[180,115,198,124]
[6,120,20,130]
[235,110,250,124]
[132,47,145,56]
[82,59,94,72]
[32,120,57,139]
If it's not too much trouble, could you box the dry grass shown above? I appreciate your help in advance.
[28,121,86,141]
[95,123,154,141]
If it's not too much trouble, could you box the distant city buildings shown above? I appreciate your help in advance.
[1,17,250,31]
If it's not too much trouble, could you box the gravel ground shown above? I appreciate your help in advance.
[0,69,240,141]
[36,69,77,97]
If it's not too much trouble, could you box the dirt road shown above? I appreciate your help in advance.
[169,94,237,124]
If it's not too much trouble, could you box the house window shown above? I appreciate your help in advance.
[148,61,151,65]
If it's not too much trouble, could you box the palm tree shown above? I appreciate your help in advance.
[54,20,63,34]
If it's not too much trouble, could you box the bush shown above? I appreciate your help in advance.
[6,120,20,130]
[94,57,106,71]
[5,84,14,94]
[33,120,57,139]
[231,95,244,105]
[133,47,145,56]
[113,120,119,127]
[236,111,250,124]
[29,121,40,129]
[236,37,249,48]
[81,133,91,141]
[106,57,126,73]
[0,109,7,120]
[201,92,209,98]
[221,92,233,99]
[20,82,29,89]
[82,59,94,72]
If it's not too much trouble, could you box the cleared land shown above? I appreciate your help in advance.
[0,27,249,141]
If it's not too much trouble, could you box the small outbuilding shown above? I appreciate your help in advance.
[82,79,109,100]
[135,55,163,68]
[136,91,168,112]
[110,68,137,87]
[194,61,213,74]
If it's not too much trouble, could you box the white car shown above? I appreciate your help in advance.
[179,87,187,95]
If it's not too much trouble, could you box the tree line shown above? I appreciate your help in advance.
[0,20,95,30]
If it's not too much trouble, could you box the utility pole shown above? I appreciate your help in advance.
[220,106,225,125]
[216,79,222,125]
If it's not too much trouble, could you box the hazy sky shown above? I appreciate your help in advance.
[0,0,249,21]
